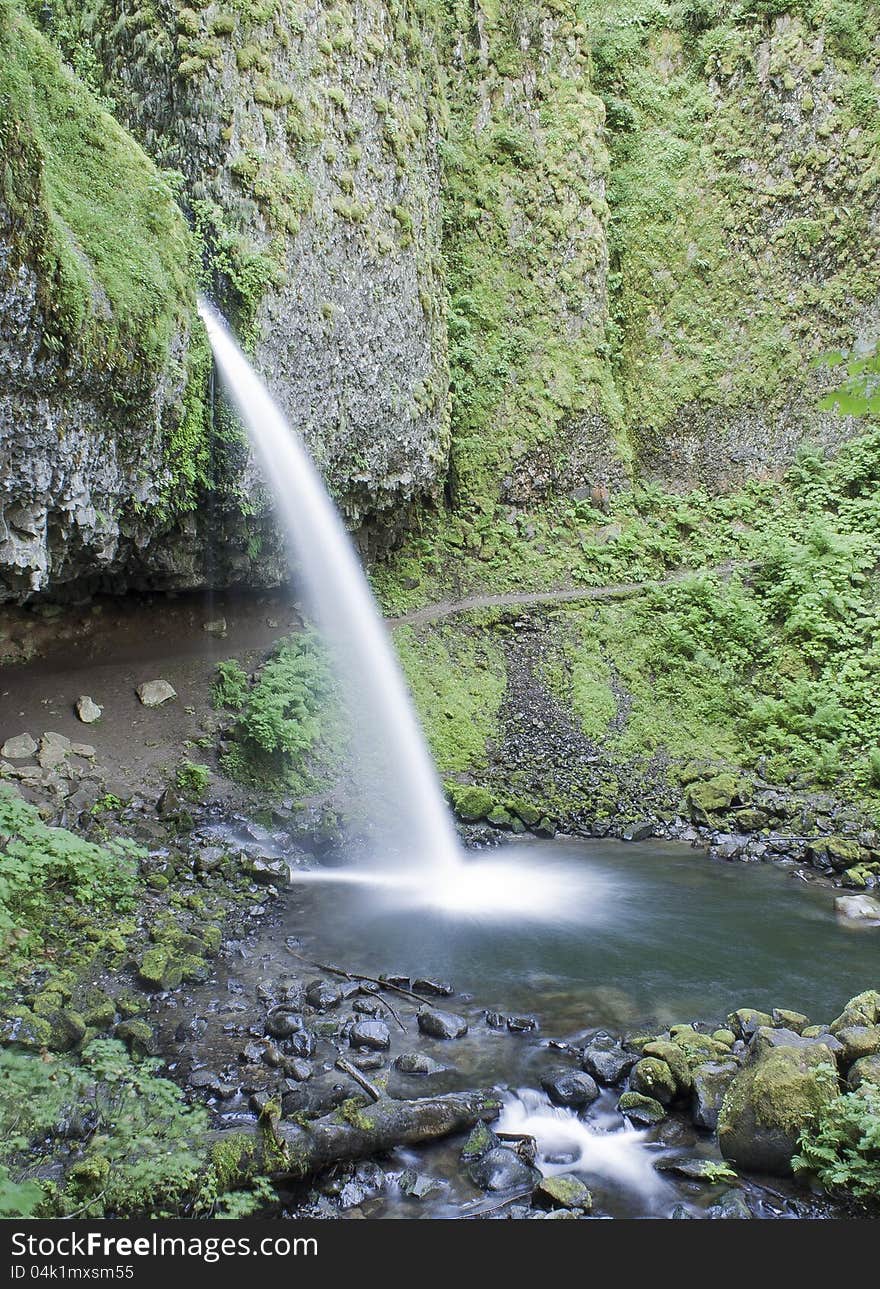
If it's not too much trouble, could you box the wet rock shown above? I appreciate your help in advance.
[692,1060,739,1131]
[288,1029,316,1058]
[418,1008,467,1040]
[618,1092,666,1125]
[352,998,383,1017]
[242,854,288,885]
[847,1055,880,1091]
[266,1007,306,1038]
[137,947,182,991]
[507,1015,537,1033]
[305,980,343,1010]
[349,1020,391,1050]
[136,679,177,707]
[727,1008,773,1040]
[81,989,116,1029]
[541,1069,599,1108]
[808,836,862,871]
[350,1052,386,1071]
[114,1019,156,1056]
[581,1040,636,1086]
[460,1122,499,1162]
[189,1068,237,1097]
[398,1169,440,1199]
[485,1011,506,1029]
[1,733,36,758]
[47,1008,86,1052]
[412,978,454,997]
[834,1025,880,1065]
[468,1147,540,1193]
[393,1052,446,1075]
[284,1058,313,1083]
[622,821,654,842]
[835,894,880,925]
[532,1174,593,1212]
[75,695,102,724]
[630,1057,678,1105]
[707,1189,753,1219]
[241,1040,270,1064]
[772,1008,809,1033]
[718,1045,838,1175]
[656,1157,735,1182]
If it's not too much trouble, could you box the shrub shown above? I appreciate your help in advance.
[793,1083,880,1204]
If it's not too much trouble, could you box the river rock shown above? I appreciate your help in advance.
[349,1020,391,1050]
[834,1025,880,1065]
[717,1045,839,1175]
[618,1092,666,1125]
[468,1147,540,1193]
[418,1008,467,1040]
[532,1174,593,1211]
[630,1057,678,1105]
[75,695,102,723]
[1,733,36,759]
[829,990,880,1033]
[692,1060,739,1131]
[136,679,177,707]
[541,1069,599,1108]
[507,1015,538,1033]
[412,978,454,997]
[398,1169,439,1199]
[727,1008,773,1040]
[835,894,880,925]
[708,1189,753,1219]
[581,1037,635,1085]
[393,1052,446,1075]
[242,854,288,885]
[847,1055,880,1091]
[749,1026,842,1061]
[265,1006,304,1038]
[305,980,343,1010]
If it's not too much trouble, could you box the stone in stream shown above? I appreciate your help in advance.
[398,1169,440,1199]
[507,1015,537,1033]
[265,1006,304,1038]
[412,978,454,997]
[284,1058,313,1083]
[541,1069,599,1108]
[393,1052,446,1075]
[468,1147,541,1193]
[75,695,102,724]
[656,1157,736,1182]
[351,1052,386,1072]
[305,980,343,1010]
[136,679,177,707]
[582,1041,636,1086]
[1,733,37,759]
[460,1122,499,1162]
[417,1007,467,1040]
[835,894,880,925]
[691,1060,739,1131]
[772,1008,809,1033]
[707,1189,753,1219]
[532,1175,593,1212]
[618,1092,666,1125]
[349,1019,391,1050]
[629,1057,678,1105]
[834,1025,880,1064]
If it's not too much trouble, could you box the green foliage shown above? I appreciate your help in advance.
[175,761,211,801]
[0,788,141,980]
[793,1081,880,1204]
[212,658,249,711]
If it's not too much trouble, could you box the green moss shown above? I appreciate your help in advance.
[447,783,495,822]
[0,1,193,379]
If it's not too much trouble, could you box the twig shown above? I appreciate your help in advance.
[62,1190,107,1220]
[334,1058,381,1103]
[462,1188,534,1219]
[286,949,432,1008]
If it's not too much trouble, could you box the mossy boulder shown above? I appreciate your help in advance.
[834,1026,880,1066]
[46,1008,87,1052]
[718,1046,839,1175]
[771,1009,809,1033]
[686,774,746,818]
[507,798,541,827]
[847,1055,880,1091]
[114,1018,156,1056]
[81,989,117,1029]
[829,991,880,1035]
[449,785,494,821]
[807,836,862,871]
[618,1091,666,1124]
[532,1174,593,1211]
[1,1006,52,1049]
[630,1057,678,1105]
[642,1041,693,1094]
[137,946,183,991]
[692,1059,739,1131]
[727,1008,773,1040]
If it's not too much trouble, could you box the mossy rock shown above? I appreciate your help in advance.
[712,1029,736,1046]
[618,1091,666,1124]
[137,947,183,991]
[847,1055,880,1091]
[179,954,210,984]
[630,1057,678,1105]
[82,989,117,1029]
[449,784,494,821]
[685,773,745,816]
[643,1041,693,1094]
[1,1006,52,1049]
[460,1121,498,1162]
[507,798,541,827]
[771,1009,809,1033]
[68,1156,110,1196]
[808,836,863,871]
[487,806,513,827]
[115,991,146,1019]
[834,1025,880,1065]
[532,1174,593,1211]
[727,1008,773,1040]
[47,1008,87,1052]
[718,1046,839,1175]
[829,991,880,1035]
[114,1018,156,1056]
[670,1029,733,1069]
[734,808,770,832]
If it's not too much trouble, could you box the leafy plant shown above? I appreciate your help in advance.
[793,1082,880,1204]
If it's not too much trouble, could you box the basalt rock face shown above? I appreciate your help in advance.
[69,0,451,527]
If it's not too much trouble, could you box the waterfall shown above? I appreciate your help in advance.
[199,299,461,871]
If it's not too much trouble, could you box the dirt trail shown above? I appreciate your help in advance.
[391,559,751,629]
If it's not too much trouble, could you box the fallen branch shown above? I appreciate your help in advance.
[208,1089,500,1181]
[334,1057,381,1103]
[286,949,430,1012]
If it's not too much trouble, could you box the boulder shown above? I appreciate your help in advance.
[305,980,342,1010]
[393,1052,446,1075]
[847,1055,880,1091]
[708,1189,753,1219]
[772,1009,809,1033]
[581,1040,635,1086]
[808,836,862,871]
[727,1008,773,1040]
[1,733,36,759]
[349,1020,391,1051]
[136,679,177,707]
[643,1040,693,1094]
[75,696,102,724]
[540,1069,599,1108]
[398,1169,439,1199]
[418,1008,467,1040]
[749,1026,842,1062]
[834,1026,880,1066]
[830,991,880,1034]
[618,1092,666,1125]
[460,1121,499,1162]
[468,1147,540,1193]
[718,1045,838,1175]
[630,1057,678,1105]
[692,1060,739,1131]
[835,895,880,926]
[532,1174,593,1211]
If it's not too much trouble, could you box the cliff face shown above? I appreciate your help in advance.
[0,0,878,603]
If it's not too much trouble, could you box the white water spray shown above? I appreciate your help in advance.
[199,299,460,870]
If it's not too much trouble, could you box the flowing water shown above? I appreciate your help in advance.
[199,300,460,870]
